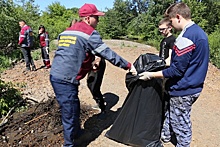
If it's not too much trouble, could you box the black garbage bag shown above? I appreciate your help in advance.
[105,53,166,147]
[126,53,166,91]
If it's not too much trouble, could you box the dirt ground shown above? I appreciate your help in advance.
[1,40,220,147]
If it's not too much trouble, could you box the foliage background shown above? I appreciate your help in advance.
[1,0,219,67]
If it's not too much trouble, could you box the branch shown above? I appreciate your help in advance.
[24,112,49,125]
[0,98,26,127]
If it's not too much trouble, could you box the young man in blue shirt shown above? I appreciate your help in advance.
[139,2,209,147]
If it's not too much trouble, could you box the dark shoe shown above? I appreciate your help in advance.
[45,64,51,69]
[91,104,102,112]
[32,65,36,71]
[161,132,177,145]
[93,97,106,112]
[23,67,31,72]
[44,60,51,69]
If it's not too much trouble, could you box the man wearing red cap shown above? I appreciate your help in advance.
[50,3,137,147]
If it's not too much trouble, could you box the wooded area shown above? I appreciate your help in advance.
[1,0,220,67]
[0,0,220,115]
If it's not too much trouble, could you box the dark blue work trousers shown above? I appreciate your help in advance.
[50,75,80,147]
[20,47,35,68]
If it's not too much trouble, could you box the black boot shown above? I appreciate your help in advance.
[93,97,106,113]
[32,65,36,71]
[24,66,31,72]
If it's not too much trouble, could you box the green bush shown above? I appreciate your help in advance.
[0,56,11,72]
[0,49,23,73]
[0,80,23,117]
[209,28,220,68]
[50,40,58,51]
[31,49,42,60]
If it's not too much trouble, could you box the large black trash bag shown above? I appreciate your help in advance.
[126,53,165,91]
[105,53,166,147]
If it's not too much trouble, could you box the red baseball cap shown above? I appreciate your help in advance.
[79,3,105,17]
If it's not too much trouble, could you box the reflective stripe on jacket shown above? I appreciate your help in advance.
[50,21,130,84]
[39,32,49,47]
[19,25,33,47]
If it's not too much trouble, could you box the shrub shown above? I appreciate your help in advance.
[0,49,22,73]
[0,80,24,117]
[31,49,42,60]
[209,28,220,68]
[49,40,58,51]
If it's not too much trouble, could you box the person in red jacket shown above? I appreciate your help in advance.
[50,3,137,147]
[69,19,106,114]
[38,25,51,69]
[18,20,36,71]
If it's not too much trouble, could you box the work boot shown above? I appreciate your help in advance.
[45,64,51,69]
[44,60,51,69]
[23,66,31,72]
[32,65,36,71]
[92,97,106,113]
[43,65,51,69]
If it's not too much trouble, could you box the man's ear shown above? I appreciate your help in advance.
[176,14,180,19]
[176,14,181,23]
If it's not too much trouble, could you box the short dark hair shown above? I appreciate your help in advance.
[19,20,26,24]
[165,2,191,19]
[39,25,45,31]
[158,17,171,26]
[69,19,78,27]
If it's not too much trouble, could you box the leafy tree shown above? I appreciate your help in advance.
[179,0,219,34]
[182,0,208,30]
[209,27,220,68]
[98,0,135,38]
[200,0,220,34]
[129,0,149,14]
[127,0,174,41]
[39,2,78,39]
[0,0,40,48]
[0,0,20,47]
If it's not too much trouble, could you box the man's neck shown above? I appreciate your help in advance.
[181,19,192,30]
[166,32,172,38]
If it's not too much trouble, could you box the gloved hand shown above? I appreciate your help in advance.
[45,47,49,54]
[139,72,153,81]
[129,64,137,76]
[92,56,101,71]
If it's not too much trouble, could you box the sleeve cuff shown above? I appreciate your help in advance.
[126,62,131,70]
[162,69,168,78]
